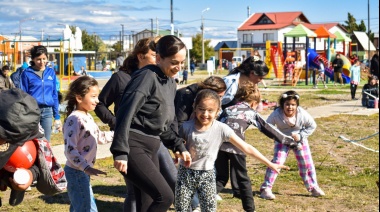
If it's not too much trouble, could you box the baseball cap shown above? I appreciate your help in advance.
[0,88,41,169]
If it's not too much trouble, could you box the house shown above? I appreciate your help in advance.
[0,35,40,67]
[236,11,350,59]
[350,31,377,59]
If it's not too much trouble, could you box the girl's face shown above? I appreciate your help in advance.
[138,49,156,68]
[32,54,48,71]
[76,85,100,113]
[156,48,187,78]
[283,99,298,117]
[194,98,220,128]
[2,69,10,76]
[249,101,259,110]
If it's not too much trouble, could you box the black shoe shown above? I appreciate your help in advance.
[9,189,25,206]
[233,193,241,199]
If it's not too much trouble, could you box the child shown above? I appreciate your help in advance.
[314,59,327,89]
[350,59,361,100]
[175,89,289,211]
[362,75,379,107]
[260,90,325,200]
[63,76,114,211]
[215,82,296,212]
[180,69,188,84]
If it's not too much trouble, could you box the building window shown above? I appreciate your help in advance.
[243,34,249,43]
[263,33,274,42]
[258,17,273,24]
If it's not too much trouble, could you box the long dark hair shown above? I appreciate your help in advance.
[64,76,98,119]
[198,76,226,93]
[155,35,186,59]
[122,37,159,74]
[229,56,269,77]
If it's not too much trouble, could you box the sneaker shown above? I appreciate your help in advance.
[324,85,328,89]
[9,189,25,206]
[260,188,275,200]
[311,187,325,197]
[215,194,223,201]
[312,86,318,89]
[192,206,201,212]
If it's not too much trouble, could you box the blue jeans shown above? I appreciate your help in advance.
[39,106,53,141]
[64,166,97,212]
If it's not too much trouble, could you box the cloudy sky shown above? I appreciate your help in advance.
[0,0,378,42]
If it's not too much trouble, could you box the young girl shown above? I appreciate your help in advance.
[175,89,289,211]
[63,76,114,211]
[350,59,361,100]
[215,82,296,212]
[314,58,327,89]
[260,90,325,200]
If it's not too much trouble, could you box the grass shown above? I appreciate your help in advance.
[1,114,378,211]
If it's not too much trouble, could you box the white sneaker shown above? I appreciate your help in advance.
[215,194,223,201]
[260,188,275,200]
[311,187,325,197]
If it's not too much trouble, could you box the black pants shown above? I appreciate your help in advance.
[122,132,174,212]
[351,84,358,99]
[215,150,255,212]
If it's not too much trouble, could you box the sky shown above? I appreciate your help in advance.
[0,0,378,43]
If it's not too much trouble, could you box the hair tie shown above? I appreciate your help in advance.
[253,56,260,62]
[282,93,300,99]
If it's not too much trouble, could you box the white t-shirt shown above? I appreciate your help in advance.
[179,119,234,170]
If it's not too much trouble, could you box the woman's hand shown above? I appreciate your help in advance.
[174,151,192,167]
[9,169,33,191]
[54,119,62,132]
[84,167,107,176]
[114,160,128,174]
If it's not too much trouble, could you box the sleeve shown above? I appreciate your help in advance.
[94,74,120,130]
[159,126,187,153]
[52,73,60,120]
[20,71,29,93]
[173,88,194,132]
[29,164,40,181]
[299,110,317,140]
[251,112,295,145]
[64,116,90,171]
[110,73,152,162]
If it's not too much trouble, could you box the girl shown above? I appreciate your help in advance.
[175,89,289,211]
[216,82,296,212]
[350,59,361,100]
[20,45,61,141]
[260,90,325,200]
[314,58,327,89]
[63,76,114,211]
[111,35,191,212]
[0,65,15,91]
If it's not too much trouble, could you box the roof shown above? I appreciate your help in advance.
[314,26,337,38]
[214,41,238,51]
[284,24,317,37]
[353,31,376,50]
[334,31,352,42]
[238,11,311,31]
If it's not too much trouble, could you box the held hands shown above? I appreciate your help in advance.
[291,133,301,142]
[84,167,107,176]
[114,160,128,174]
[54,119,62,132]
[174,151,192,167]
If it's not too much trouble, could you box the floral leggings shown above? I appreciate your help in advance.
[175,165,216,212]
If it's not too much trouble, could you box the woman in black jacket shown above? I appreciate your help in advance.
[111,35,191,212]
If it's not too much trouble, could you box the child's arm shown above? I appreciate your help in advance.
[229,133,289,173]
[297,109,317,141]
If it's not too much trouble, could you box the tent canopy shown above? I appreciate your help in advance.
[314,26,336,38]
[284,24,317,38]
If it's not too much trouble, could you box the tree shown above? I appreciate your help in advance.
[189,33,214,64]
[357,20,366,32]
[342,13,358,34]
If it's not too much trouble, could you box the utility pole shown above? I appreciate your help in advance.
[151,19,154,37]
[170,0,174,35]
[156,17,159,36]
[367,0,370,61]
[121,24,124,52]
[201,8,210,64]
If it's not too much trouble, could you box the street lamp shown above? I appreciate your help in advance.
[19,17,35,65]
[121,24,124,52]
[201,7,210,64]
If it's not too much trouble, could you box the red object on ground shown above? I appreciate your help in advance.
[3,140,37,172]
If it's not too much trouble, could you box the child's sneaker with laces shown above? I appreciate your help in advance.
[260,188,275,200]
[311,187,325,197]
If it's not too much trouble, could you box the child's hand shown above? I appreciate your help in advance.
[291,133,301,142]
[84,167,107,176]
[9,169,33,191]
[174,151,192,167]
[270,163,290,174]
[114,160,128,174]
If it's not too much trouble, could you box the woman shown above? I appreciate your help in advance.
[0,65,15,91]
[111,35,191,212]
[20,45,61,141]
[219,55,270,198]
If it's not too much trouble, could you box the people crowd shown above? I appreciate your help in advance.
[11,36,380,211]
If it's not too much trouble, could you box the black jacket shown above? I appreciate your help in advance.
[94,70,131,130]
[332,58,344,73]
[111,65,187,161]
[173,83,199,132]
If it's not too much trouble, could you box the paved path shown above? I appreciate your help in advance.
[51,99,378,165]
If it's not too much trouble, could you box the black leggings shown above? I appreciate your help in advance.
[122,131,174,212]
[351,84,358,99]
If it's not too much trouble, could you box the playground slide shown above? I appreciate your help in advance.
[308,48,351,84]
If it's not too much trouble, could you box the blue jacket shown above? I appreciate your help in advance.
[20,66,60,120]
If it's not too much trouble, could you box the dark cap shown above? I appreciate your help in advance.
[0,88,41,169]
